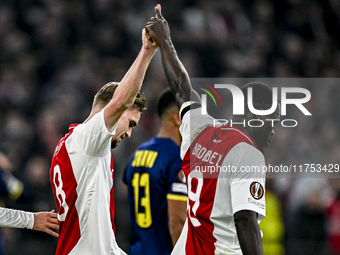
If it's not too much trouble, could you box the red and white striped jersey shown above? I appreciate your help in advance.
[50,110,120,255]
[172,103,266,255]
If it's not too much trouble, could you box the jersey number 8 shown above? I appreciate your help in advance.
[53,165,69,221]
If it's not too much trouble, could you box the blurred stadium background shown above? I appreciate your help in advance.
[0,0,340,254]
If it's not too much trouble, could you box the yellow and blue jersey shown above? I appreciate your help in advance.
[123,137,187,255]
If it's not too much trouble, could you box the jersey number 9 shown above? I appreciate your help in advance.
[188,170,203,227]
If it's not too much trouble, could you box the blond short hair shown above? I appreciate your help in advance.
[93,82,147,112]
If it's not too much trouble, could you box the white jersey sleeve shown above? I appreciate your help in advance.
[0,207,34,229]
[74,110,118,157]
[223,142,266,220]
[179,102,216,159]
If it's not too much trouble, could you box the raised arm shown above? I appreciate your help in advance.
[145,4,201,108]
[103,28,158,131]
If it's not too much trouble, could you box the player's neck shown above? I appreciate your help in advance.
[84,105,102,123]
[157,122,181,146]
[231,115,265,152]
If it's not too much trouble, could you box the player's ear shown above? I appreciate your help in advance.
[172,110,182,126]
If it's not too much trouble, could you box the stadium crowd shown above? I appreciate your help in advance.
[0,0,340,254]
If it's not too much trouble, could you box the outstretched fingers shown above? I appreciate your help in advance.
[49,210,59,228]
[155,4,163,20]
[46,211,59,237]
[45,226,59,237]
[33,210,60,237]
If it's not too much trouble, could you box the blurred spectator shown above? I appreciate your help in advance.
[286,188,328,255]
[260,179,285,255]
[0,151,58,255]
[327,179,340,255]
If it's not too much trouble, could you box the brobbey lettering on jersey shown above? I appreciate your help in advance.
[192,143,223,165]
[189,143,223,228]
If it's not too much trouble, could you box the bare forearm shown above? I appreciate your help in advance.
[159,40,200,107]
[236,223,263,255]
[103,29,157,131]
[146,4,200,107]
[234,211,263,255]
[169,221,183,246]
[168,199,186,246]
[115,47,156,109]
